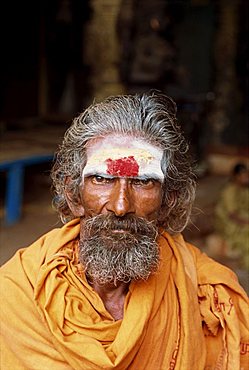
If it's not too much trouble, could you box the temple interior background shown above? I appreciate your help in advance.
[0,0,248,291]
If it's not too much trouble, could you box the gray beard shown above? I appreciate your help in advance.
[79,214,160,286]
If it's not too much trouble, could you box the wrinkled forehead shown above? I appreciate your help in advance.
[83,135,164,181]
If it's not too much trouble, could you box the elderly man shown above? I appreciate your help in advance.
[1,92,248,369]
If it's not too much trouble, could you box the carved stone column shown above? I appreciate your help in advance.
[84,0,125,102]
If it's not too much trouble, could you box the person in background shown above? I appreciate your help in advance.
[1,92,248,369]
[215,162,249,269]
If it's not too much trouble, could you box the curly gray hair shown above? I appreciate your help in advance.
[51,91,196,233]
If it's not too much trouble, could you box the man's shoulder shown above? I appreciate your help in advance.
[169,232,246,292]
[0,227,61,286]
[1,226,59,262]
[1,219,80,283]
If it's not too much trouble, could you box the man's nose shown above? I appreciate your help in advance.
[107,179,134,217]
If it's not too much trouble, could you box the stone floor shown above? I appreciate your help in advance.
[0,166,248,294]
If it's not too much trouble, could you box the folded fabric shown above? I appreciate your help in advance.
[1,219,248,369]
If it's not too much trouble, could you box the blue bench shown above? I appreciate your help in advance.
[0,154,54,225]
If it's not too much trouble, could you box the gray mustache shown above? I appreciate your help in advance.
[84,214,157,236]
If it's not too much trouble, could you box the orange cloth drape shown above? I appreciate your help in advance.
[1,219,248,369]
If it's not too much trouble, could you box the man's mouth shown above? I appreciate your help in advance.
[97,228,131,237]
[111,229,129,234]
[84,214,158,239]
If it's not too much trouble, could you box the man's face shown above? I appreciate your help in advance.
[80,135,163,221]
[78,135,164,285]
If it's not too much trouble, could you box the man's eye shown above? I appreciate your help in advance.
[91,175,112,184]
[131,178,154,187]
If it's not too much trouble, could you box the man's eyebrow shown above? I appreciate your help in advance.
[83,172,164,182]
[134,174,164,182]
[83,172,115,179]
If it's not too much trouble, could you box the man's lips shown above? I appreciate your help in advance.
[111,229,129,234]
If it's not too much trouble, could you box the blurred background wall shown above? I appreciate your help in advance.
[0,0,248,174]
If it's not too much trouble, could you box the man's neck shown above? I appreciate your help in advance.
[91,280,129,321]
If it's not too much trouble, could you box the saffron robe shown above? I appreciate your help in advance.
[1,219,248,369]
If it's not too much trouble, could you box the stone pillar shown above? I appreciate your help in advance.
[208,0,239,145]
[84,0,125,102]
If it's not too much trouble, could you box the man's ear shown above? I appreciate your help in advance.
[64,177,85,217]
